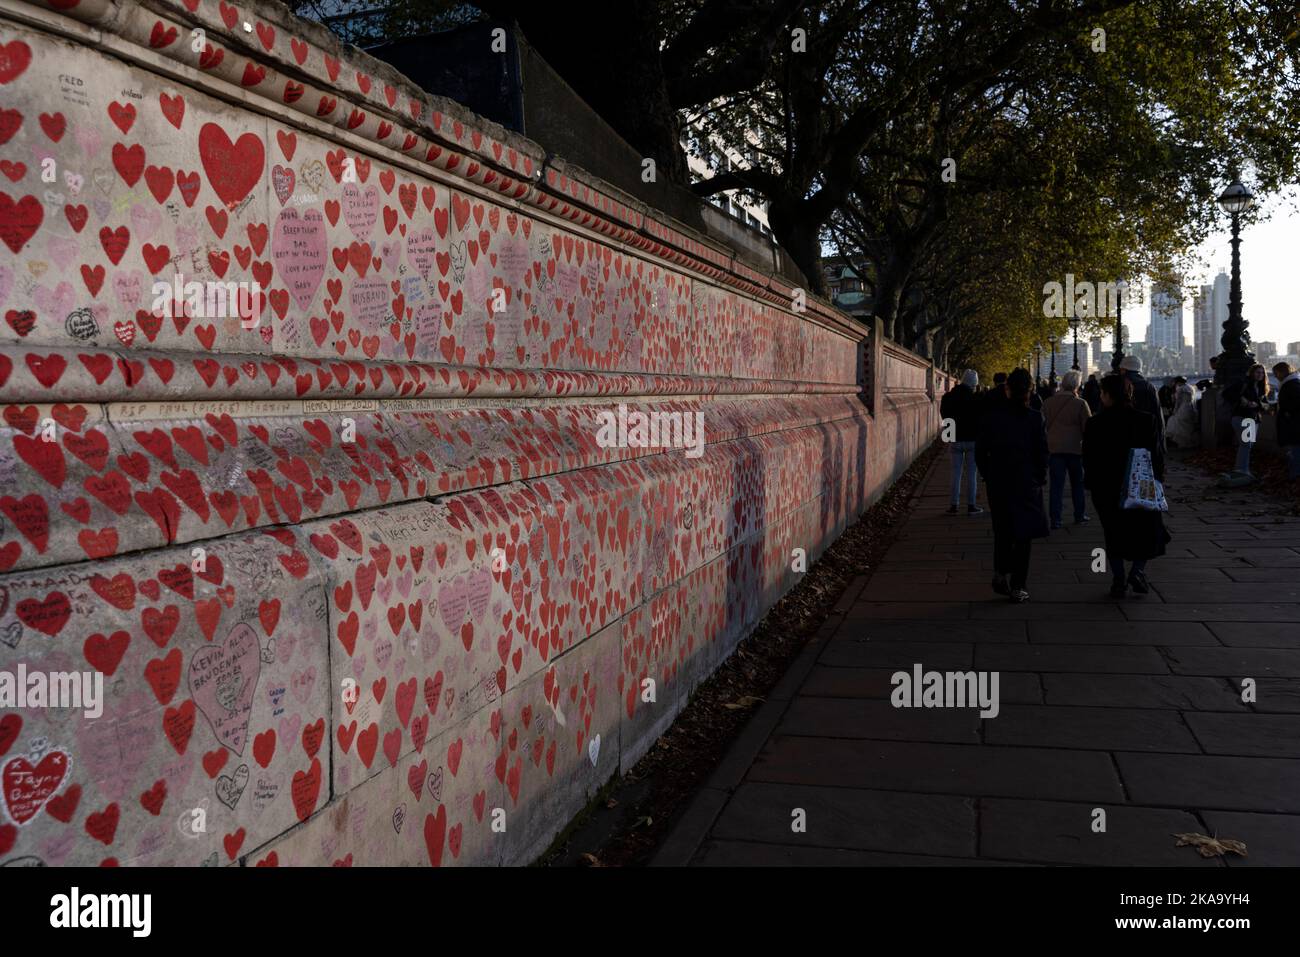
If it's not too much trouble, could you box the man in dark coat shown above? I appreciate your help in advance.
[976,368,1049,603]
[939,369,985,514]
[1119,355,1166,453]
[1083,374,1102,414]
[981,372,1008,415]
[1274,362,1300,480]
[1083,373,1171,599]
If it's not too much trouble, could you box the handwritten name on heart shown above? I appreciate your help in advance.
[188,623,261,755]
[2,750,70,824]
[272,207,326,310]
[437,568,492,632]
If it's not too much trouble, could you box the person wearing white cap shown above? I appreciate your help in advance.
[1119,355,1166,453]
[939,369,985,514]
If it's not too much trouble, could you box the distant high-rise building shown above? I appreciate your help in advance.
[1287,341,1300,358]
[1091,337,1103,373]
[1148,280,1184,352]
[1194,285,1215,373]
[1211,270,1230,358]
[1256,341,1278,362]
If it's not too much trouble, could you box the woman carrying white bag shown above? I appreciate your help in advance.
[1083,374,1172,599]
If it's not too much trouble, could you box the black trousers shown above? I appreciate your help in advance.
[992,529,1032,590]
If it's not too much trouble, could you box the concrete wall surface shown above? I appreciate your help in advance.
[0,0,947,865]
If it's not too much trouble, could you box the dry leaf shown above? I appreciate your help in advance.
[1173,832,1248,858]
[579,853,603,867]
[724,695,764,710]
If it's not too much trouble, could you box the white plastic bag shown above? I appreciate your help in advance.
[1121,448,1169,511]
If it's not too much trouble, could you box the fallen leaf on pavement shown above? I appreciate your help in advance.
[1173,832,1248,858]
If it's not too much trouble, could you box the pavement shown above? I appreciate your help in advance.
[655,451,1300,866]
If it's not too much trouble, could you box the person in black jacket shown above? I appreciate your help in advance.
[1273,362,1300,480]
[981,372,1008,415]
[940,369,985,514]
[1083,374,1171,599]
[1119,355,1166,454]
[1222,363,1270,478]
[976,368,1049,603]
[1083,374,1102,414]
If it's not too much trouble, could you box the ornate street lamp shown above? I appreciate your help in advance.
[1048,334,1059,387]
[1110,280,1127,371]
[1070,315,1082,370]
[1033,344,1043,383]
[1214,177,1255,386]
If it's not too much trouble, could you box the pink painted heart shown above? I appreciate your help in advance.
[45,236,80,272]
[130,203,161,242]
[188,622,261,755]
[396,569,414,599]
[437,574,469,631]
[342,183,379,241]
[33,280,74,318]
[75,125,102,160]
[112,270,144,308]
[466,568,492,623]
[291,666,316,703]
[405,228,436,280]
[279,713,302,749]
[272,207,326,310]
[74,688,156,802]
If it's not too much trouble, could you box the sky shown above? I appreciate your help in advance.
[1130,186,1300,353]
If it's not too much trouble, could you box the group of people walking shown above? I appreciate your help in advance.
[939,358,1170,603]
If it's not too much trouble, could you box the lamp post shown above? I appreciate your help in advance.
[1070,316,1081,370]
[1111,280,1127,371]
[1033,344,1043,384]
[1214,177,1255,386]
[1048,334,1059,387]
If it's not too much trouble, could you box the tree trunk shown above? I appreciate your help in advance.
[766,201,828,297]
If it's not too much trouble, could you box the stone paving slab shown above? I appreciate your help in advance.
[800,665,1044,704]
[1183,712,1300,757]
[1248,679,1300,712]
[693,840,1029,866]
[1198,812,1300,866]
[835,620,1028,643]
[983,705,1200,752]
[779,697,982,743]
[1208,622,1300,647]
[1041,674,1249,710]
[1116,753,1300,813]
[709,782,977,857]
[817,639,974,669]
[979,799,1218,867]
[665,455,1300,865]
[1163,647,1300,677]
[974,644,1171,674]
[1026,621,1220,645]
[750,737,1125,802]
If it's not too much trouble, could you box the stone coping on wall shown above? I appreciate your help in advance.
[1,0,862,344]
